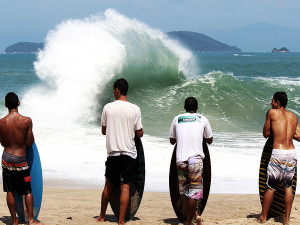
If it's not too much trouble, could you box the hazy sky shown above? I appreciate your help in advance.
[1,0,299,51]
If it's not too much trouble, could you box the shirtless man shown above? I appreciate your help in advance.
[0,92,43,225]
[258,92,300,225]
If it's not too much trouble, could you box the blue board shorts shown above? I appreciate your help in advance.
[267,149,297,190]
[2,151,32,195]
[177,155,203,200]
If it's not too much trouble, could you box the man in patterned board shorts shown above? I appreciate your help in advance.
[258,92,300,225]
[169,97,213,225]
[0,92,43,225]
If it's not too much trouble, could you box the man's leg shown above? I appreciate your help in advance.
[194,209,203,225]
[119,182,130,225]
[186,197,197,225]
[257,186,275,223]
[6,192,18,225]
[185,155,203,225]
[96,178,114,222]
[24,193,44,225]
[284,186,293,225]
[25,193,34,222]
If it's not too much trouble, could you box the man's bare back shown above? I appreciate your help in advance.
[0,110,34,156]
[263,98,298,150]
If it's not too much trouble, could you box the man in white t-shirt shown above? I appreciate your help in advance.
[96,78,143,225]
[169,97,213,225]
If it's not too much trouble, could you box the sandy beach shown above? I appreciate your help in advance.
[0,186,299,225]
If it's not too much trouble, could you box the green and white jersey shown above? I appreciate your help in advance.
[169,112,213,162]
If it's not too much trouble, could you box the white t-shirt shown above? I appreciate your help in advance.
[169,112,213,162]
[101,100,143,159]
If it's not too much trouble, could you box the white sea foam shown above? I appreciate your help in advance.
[23,14,126,124]
[255,76,300,86]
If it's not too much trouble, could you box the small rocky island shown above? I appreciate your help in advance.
[3,42,44,54]
[272,47,290,52]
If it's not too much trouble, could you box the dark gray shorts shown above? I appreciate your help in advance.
[2,151,32,195]
[105,155,136,186]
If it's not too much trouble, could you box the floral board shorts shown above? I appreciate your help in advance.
[176,155,203,200]
[266,149,297,190]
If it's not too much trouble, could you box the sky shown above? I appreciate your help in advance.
[1,0,300,52]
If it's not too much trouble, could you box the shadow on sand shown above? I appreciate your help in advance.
[162,218,180,225]
[0,216,28,225]
[93,214,140,223]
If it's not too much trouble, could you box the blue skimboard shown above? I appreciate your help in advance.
[14,142,43,222]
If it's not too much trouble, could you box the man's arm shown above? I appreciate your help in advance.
[101,106,107,135]
[0,122,4,147]
[203,117,213,145]
[294,123,300,142]
[263,110,272,138]
[205,137,213,145]
[0,135,3,147]
[170,138,176,145]
[102,126,106,135]
[26,118,34,147]
[136,128,143,138]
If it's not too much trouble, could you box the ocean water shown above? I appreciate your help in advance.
[0,9,300,194]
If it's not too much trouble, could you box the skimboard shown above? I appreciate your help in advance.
[169,141,211,223]
[14,142,43,222]
[109,136,145,220]
[259,137,297,217]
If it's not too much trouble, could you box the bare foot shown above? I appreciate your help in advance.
[118,220,126,225]
[95,216,105,223]
[257,217,266,223]
[283,219,290,225]
[12,217,18,225]
[28,220,44,225]
[196,216,203,225]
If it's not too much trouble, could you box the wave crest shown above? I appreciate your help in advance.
[22,9,197,124]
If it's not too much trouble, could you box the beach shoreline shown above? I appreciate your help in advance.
[0,186,299,224]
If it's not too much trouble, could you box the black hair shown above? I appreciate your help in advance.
[273,92,288,108]
[5,92,19,109]
[184,97,198,112]
[113,78,128,96]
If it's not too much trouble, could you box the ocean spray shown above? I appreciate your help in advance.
[19,9,197,191]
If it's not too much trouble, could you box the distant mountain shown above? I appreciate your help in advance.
[207,22,300,52]
[3,42,44,54]
[167,31,241,52]
[3,32,241,54]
